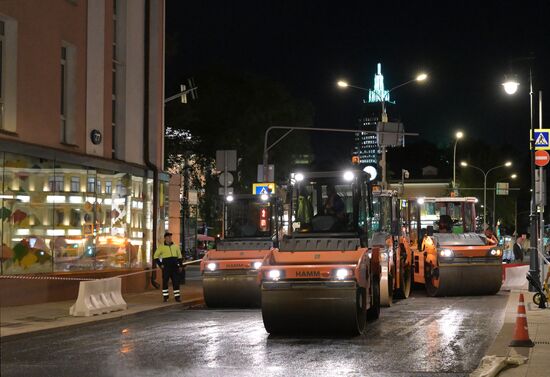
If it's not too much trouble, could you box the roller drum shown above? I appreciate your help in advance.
[261,281,366,335]
[203,271,261,307]
[427,264,502,297]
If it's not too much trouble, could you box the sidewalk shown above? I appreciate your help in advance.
[0,281,204,339]
[472,290,550,377]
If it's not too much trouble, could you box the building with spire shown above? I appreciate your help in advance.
[353,63,397,167]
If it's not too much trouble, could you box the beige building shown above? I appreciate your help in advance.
[0,0,167,305]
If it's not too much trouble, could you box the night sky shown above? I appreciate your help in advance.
[165,0,549,159]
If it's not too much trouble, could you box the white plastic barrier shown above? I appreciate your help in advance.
[69,277,127,317]
[500,265,529,291]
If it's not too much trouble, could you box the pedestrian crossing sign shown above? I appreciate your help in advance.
[252,183,276,195]
[533,129,550,150]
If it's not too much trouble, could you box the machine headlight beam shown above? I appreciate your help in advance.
[268,270,281,280]
[439,249,453,258]
[207,262,217,271]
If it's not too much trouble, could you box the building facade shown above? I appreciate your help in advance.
[0,0,167,303]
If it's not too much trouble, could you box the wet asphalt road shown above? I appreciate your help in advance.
[0,289,508,377]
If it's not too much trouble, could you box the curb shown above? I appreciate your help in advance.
[0,297,205,341]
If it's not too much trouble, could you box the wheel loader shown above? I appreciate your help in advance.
[259,169,381,335]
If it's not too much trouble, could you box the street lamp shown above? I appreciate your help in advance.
[337,70,428,187]
[501,60,542,290]
[460,161,512,230]
[453,131,464,189]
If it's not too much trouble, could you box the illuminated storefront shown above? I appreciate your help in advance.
[0,151,168,275]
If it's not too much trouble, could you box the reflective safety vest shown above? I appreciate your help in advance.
[153,243,182,260]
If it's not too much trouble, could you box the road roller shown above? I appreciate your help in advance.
[402,196,502,296]
[200,194,281,307]
[259,170,381,335]
[369,187,413,306]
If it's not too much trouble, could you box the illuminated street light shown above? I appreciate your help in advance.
[502,77,520,95]
[453,131,464,189]
[511,174,517,179]
[460,161,513,230]
[337,80,349,88]
[416,73,428,81]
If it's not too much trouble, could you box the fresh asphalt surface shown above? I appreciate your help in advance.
[1,271,508,377]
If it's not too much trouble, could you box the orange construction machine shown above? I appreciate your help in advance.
[369,188,413,306]
[200,194,281,307]
[259,169,381,335]
[402,196,502,296]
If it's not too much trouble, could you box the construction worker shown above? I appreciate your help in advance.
[154,232,183,302]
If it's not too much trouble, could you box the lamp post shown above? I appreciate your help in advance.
[460,161,512,230]
[502,60,542,290]
[337,71,427,188]
[453,131,464,190]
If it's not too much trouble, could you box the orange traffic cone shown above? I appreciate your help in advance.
[509,293,535,347]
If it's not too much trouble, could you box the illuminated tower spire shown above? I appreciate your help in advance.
[368,63,391,103]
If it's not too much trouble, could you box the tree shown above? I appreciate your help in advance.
[164,67,314,227]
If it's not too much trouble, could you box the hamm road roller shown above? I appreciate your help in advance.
[402,196,502,296]
[259,169,381,335]
[369,188,413,306]
[200,194,281,307]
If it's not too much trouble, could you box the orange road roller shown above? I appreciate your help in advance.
[200,194,281,307]
[402,196,502,296]
[259,170,381,335]
[369,188,413,306]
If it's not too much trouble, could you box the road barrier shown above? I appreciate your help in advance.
[501,265,529,291]
[69,277,127,317]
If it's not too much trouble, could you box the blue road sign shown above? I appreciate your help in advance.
[534,130,550,150]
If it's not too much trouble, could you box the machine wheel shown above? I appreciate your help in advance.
[395,264,412,299]
[533,293,543,306]
[355,287,367,335]
[425,263,439,297]
[367,277,380,321]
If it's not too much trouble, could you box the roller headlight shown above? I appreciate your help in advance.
[335,268,350,280]
[268,270,281,280]
[253,261,262,269]
[490,249,502,257]
[207,262,217,271]
[439,249,453,258]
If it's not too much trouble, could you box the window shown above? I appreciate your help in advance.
[49,176,64,192]
[87,177,96,193]
[70,176,80,192]
[105,180,112,194]
[97,180,102,194]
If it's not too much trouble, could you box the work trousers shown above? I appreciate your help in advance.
[161,258,180,299]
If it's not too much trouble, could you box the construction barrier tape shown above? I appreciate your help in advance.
[0,259,203,281]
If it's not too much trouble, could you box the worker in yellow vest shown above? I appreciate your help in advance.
[154,232,183,302]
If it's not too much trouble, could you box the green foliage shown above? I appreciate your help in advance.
[165,67,314,225]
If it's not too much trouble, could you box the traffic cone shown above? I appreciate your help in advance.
[509,293,535,347]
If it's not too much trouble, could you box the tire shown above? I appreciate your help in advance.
[425,263,439,297]
[394,245,412,299]
[533,293,542,306]
[355,287,367,334]
[367,277,380,321]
